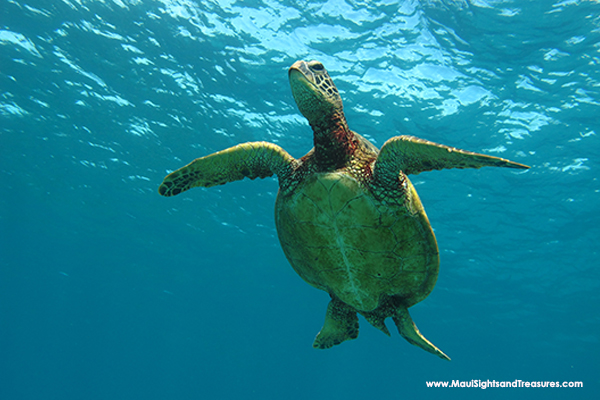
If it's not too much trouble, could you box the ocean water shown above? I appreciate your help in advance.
[1,0,598,398]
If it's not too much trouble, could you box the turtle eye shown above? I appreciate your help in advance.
[310,62,325,71]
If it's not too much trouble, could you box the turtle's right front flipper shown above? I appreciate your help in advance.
[374,135,530,178]
[159,141,297,196]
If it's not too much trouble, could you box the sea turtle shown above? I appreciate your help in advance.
[158,60,529,360]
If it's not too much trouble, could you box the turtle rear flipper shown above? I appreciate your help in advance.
[393,307,450,361]
[313,297,359,349]
[374,135,530,179]
[158,142,297,196]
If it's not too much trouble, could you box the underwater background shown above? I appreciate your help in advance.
[1,0,599,399]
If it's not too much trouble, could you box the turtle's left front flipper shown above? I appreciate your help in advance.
[373,135,530,178]
[159,141,297,196]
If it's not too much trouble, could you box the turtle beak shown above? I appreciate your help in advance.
[289,60,316,86]
[288,60,312,76]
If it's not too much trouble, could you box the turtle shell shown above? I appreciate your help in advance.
[275,170,439,312]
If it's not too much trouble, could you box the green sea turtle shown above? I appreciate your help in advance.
[158,60,529,360]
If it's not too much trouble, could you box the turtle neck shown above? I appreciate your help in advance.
[311,110,356,171]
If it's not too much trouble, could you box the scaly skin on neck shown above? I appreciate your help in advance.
[311,109,356,170]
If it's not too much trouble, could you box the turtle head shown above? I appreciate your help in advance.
[288,60,345,128]
[289,60,355,168]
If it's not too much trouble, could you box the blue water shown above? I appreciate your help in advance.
[1,0,598,398]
